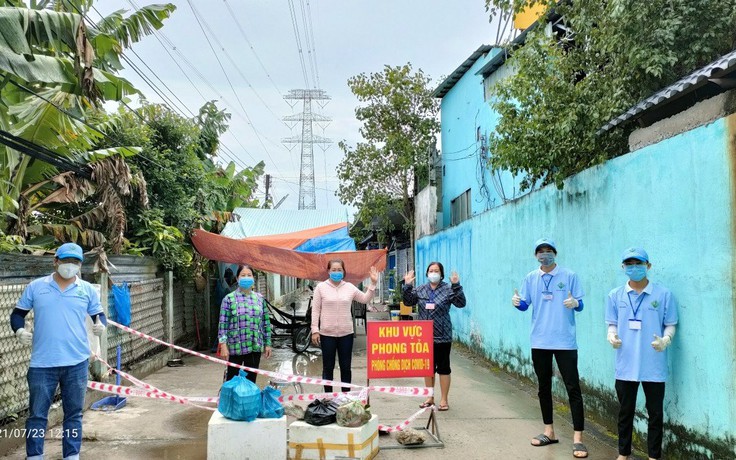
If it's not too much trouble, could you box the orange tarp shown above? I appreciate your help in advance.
[243,222,347,249]
[191,228,387,284]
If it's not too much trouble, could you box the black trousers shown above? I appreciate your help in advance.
[615,380,665,459]
[224,353,261,383]
[321,334,354,392]
[531,348,585,431]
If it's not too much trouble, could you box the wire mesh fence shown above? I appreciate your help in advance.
[0,284,32,425]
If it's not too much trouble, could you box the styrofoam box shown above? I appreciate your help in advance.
[288,414,379,460]
[208,411,287,460]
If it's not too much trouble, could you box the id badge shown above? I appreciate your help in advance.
[628,319,642,330]
[542,291,553,301]
[425,303,435,310]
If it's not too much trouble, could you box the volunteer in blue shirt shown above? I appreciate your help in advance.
[606,248,678,460]
[512,238,588,458]
[9,243,106,460]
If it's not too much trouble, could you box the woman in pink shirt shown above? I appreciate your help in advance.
[311,259,379,392]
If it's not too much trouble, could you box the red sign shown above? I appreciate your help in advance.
[366,321,433,379]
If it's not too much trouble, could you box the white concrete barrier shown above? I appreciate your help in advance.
[207,411,287,460]
[288,414,379,460]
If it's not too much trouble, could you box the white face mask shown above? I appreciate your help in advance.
[428,273,441,284]
[57,263,80,280]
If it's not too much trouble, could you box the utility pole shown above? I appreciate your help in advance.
[282,89,332,210]
[264,174,271,206]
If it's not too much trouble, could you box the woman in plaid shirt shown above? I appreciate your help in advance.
[217,265,272,383]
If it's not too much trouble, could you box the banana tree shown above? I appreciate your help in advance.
[0,0,175,237]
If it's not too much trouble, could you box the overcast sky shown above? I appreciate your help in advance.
[96,0,499,213]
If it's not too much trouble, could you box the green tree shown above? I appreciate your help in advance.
[485,0,736,190]
[337,63,438,248]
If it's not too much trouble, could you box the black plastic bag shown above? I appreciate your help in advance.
[303,399,339,426]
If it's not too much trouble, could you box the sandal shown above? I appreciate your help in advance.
[437,403,449,411]
[419,400,434,409]
[572,443,588,458]
[531,434,559,447]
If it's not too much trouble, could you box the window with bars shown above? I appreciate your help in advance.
[451,189,471,226]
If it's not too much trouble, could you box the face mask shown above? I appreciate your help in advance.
[537,253,555,267]
[428,273,441,284]
[329,272,344,282]
[624,265,647,282]
[57,263,80,280]
[238,277,255,289]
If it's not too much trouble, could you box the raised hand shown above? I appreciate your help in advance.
[450,271,460,284]
[404,270,415,285]
[369,266,379,284]
[563,291,579,309]
[512,289,521,307]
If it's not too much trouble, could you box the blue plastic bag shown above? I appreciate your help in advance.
[259,386,284,419]
[218,370,261,421]
[111,283,131,326]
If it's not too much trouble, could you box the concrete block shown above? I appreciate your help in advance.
[288,414,379,460]
[208,411,287,460]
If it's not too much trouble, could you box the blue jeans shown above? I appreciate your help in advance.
[26,359,88,460]
[320,334,354,392]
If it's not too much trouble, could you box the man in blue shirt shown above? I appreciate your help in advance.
[512,238,588,458]
[606,248,678,460]
[10,243,107,460]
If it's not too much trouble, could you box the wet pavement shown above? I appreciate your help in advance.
[0,323,623,460]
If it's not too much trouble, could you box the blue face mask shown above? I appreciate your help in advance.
[238,277,255,289]
[329,272,344,282]
[537,253,555,267]
[624,265,647,282]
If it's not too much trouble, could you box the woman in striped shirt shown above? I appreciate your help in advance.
[311,259,379,392]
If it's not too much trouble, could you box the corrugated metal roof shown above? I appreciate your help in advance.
[474,22,539,78]
[432,45,494,98]
[221,208,350,239]
[599,49,736,133]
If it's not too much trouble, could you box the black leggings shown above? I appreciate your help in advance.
[531,348,585,431]
[320,334,354,392]
[224,353,261,383]
[616,380,665,459]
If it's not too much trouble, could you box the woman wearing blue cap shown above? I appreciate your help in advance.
[512,238,588,458]
[606,248,678,460]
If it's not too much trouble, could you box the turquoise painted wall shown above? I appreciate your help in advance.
[417,116,736,456]
[439,48,523,229]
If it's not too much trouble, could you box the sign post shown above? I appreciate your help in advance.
[366,320,443,448]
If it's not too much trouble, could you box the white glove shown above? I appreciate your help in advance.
[512,289,521,307]
[607,332,622,349]
[651,334,671,352]
[92,317,105,337]
[16,328,32,346]
[563,292,579,309]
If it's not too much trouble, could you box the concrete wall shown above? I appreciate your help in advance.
[438,48,525,229]
[416,113,736,458]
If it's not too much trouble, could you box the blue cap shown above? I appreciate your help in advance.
[621,247,648,263]
[534,238,557,253]
[55,243,84,261]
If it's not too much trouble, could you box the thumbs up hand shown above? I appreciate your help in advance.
[563,291,579,309]
[651,334,671,352]
[512,289,522,307]
[92,316,106,337]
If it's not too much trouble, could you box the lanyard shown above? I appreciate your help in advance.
[626,291,646,318]
[541,274,553,292]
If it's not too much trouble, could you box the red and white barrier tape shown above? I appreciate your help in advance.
[107,319,432,398]
[87,381,216,411]
[378,406,435,433]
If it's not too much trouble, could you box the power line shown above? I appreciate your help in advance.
[185,0,286,177]
[0,129,90,178]
[298,0,319,89]
[287,0,311,88]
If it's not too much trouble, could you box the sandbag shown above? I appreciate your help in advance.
[258,385,285,418]
[303,399,339,426]
[218,370,261,421]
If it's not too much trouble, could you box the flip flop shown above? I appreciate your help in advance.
[572,443,588,458]
[419,401,433,408]
[531,434,559,447]
[437,404,449,411]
